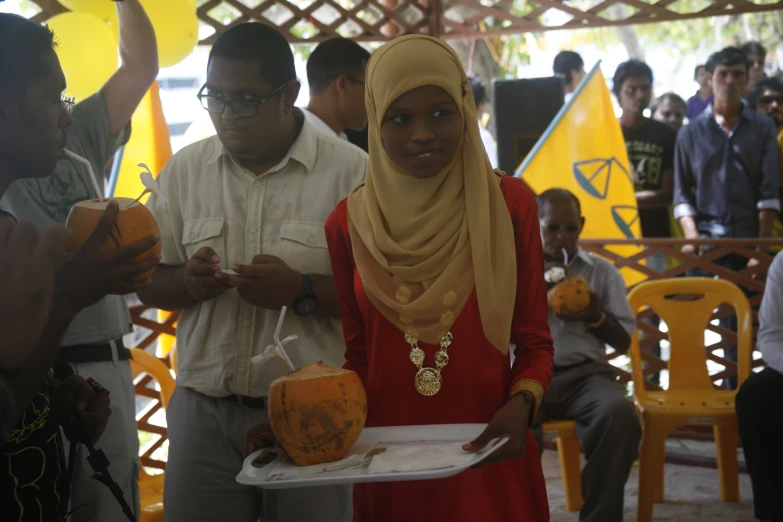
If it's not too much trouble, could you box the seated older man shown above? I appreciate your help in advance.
[532,188,642,522]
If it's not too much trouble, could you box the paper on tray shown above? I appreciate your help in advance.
[367,442,475,474]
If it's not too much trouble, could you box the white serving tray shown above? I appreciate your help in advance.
[236,423,508,490]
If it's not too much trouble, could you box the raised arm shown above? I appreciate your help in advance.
[104,0,159,137]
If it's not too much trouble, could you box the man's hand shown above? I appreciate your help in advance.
[747,256,767,281]
[217,255,302,310]
[681,243,702,257]
[0,219,67,371]
[556,291,602,323]
[57,202,160,312]
[463,393,531,467]
[184,247,231,302]
[52,375,112,444]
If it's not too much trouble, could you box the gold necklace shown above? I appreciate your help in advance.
[404,331,453,396]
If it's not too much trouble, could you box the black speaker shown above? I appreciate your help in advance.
[492,77,565,175]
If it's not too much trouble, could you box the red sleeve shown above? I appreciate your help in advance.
[502,177,554,416]
[325,199,368,385]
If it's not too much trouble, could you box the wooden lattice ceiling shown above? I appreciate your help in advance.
[27,0,783,44]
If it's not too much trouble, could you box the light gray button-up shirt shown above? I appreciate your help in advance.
[547,251,636,367]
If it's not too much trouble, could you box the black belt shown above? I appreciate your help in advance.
[221,394,267,409]
[553,359,594,373]
[59,338,132,363]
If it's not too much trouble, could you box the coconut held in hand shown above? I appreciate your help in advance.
[64,164,165,282]
[548,275,592,315]
[65,197,161,282]
[269,362,367,466]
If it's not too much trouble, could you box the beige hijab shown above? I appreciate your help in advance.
[346,35,517,354]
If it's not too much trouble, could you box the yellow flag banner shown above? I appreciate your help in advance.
[516,62,645,286]
[111,80,176,357]
[113,81,173,201]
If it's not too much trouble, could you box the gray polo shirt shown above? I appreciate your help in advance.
[548,251,636,367]
[0,90,133,346]
[756,253,783,374]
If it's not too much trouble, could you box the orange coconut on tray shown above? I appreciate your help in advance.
[259,307,368,466]
[63,159,165,282]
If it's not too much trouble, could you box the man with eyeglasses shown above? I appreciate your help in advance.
[750,78,783,199]
[0,12,159,522]
[137,23,366,522]
[674,47,780,389]
[532,188,639,522]
[303,37,370,140]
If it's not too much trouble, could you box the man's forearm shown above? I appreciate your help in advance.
[117,0,158,80]
[105,0,158,137]
[678,215,699,239]
[312,275,341,318]
[636,190,673,209]
[7,299,77,414]
[591,317,632,354]
[137,265,196,311]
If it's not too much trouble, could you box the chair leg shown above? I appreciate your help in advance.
[638,425,666,522]
[556,434,584,512]
[654,436,666,503]
[714,422,739,502]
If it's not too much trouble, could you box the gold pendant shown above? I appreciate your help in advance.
[415,368,442,396]
[405,331,452,397]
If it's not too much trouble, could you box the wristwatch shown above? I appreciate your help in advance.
[292,274,319,316]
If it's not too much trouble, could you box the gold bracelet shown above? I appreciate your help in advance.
[586,312,606,329]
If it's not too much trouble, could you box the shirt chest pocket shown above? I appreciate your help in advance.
[182,218,225,265]
[278,221,331,276]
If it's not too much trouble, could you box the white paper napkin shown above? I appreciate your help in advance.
[367,442,476,474]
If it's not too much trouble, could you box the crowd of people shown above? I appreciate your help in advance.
[0,2,781,522]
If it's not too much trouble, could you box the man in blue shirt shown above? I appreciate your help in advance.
[686,65,713,121]
[674,46,780,388]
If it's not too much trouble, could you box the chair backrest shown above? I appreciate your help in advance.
[129,348,176,409]
[627,277,752,400]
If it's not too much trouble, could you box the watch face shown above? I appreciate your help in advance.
[296,298,318,316]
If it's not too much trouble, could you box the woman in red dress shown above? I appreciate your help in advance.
[325,34,554,522]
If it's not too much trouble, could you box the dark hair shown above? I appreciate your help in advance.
[0,14,56,95]
[553,51,584,82]
[741,42,767,60]
[693,65,706,80]
[706,47,749,74]
[537,188,582,218]
[209,23,296,88]
[612,59,653,97]
[469,74,487,108]
[747,77,783,109]
[650,92,686,115]
[306,38,370,94]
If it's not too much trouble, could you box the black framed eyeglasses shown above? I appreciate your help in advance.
[197,83,286,117]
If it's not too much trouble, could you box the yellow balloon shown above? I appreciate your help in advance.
[46,13,119,100]
[141,0,199,68]
[59,0,116,23]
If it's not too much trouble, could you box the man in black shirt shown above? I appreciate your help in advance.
[614,60,677,263]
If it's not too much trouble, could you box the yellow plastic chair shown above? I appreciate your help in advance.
[627,278,752,522]
[542,420,583,512]
[130,348,176,522]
